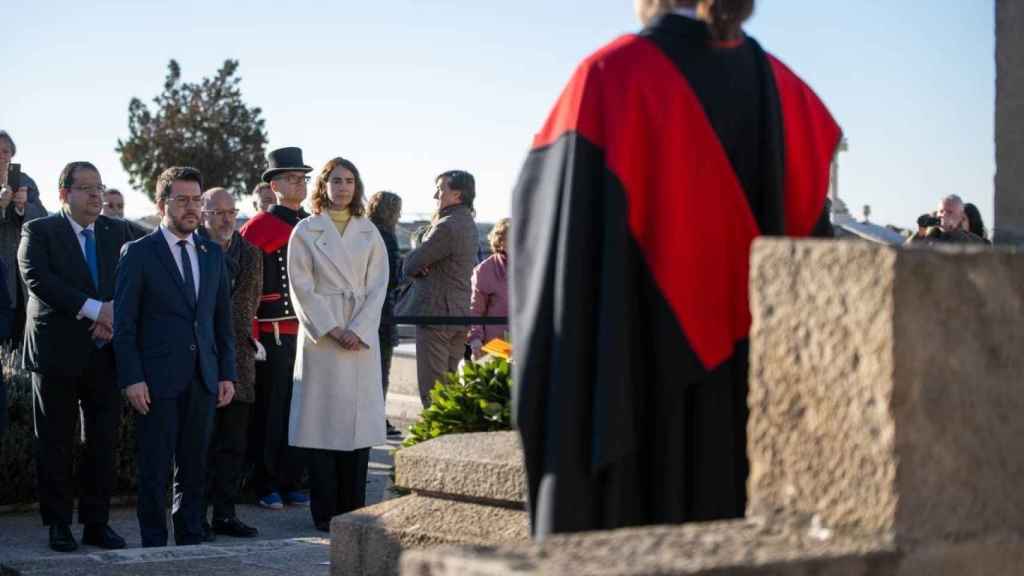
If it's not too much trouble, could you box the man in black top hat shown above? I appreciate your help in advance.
[239,147,312,510]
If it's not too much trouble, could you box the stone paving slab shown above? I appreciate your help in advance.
[4,538,332,576]
[0,425,411,576]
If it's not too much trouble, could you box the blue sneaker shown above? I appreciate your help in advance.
[258,492,284,510]
[283,491,310,507]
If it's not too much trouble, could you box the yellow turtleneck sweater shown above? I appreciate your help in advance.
[329,208,352,237]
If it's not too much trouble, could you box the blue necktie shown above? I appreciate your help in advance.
[178,240,197,307]
[81,229,98,289]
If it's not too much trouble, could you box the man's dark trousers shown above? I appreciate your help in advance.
[136,372,215,547]
[206,401,252,520]
[33,348,119,526]
[251,332,304,495]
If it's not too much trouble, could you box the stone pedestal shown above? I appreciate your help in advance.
[401,240,1024,575]
[995,0,1024,244]
[747,240,1024,544]
[331,432,529,576]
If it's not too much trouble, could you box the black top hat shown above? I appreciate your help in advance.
[262,147,313,183]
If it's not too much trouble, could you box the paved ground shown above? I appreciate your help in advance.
[0,421,412,576]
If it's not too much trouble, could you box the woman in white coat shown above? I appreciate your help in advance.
[287,157,389,531]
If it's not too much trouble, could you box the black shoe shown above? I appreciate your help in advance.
[314,520,330,533]
[212,517,259,538]
[49,524,79,552]
[82,524,126,550]
[201,521,217,543]
[386,420,401,437]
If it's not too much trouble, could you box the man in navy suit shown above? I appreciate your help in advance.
[114,166,237,547]
[19,161,134,552]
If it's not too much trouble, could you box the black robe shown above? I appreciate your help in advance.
[510,14,841,537]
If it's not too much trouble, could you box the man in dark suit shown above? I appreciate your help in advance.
[114,166,237,548]
[18,161,134,552]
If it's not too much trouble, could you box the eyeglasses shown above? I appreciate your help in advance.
[278,175,310,185]
[70,185,105,196]
[202,209,239,218]
[171,196,204,207]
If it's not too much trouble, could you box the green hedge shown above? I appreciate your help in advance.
[402,358,513,448]
[0,347,138,507]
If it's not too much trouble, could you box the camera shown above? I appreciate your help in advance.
[917,214,940,228]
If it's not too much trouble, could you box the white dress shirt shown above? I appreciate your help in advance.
[66,213,103,321]
[160,226,200,297]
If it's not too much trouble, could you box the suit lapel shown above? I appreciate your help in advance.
[311,213,358,285]
[152,230,194,309]
[57,214,97,294]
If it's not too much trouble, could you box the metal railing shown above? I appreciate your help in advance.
[386,316,508,326]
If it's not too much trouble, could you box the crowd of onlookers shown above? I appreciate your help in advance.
[0,130,511,552]
[906,194,990,245]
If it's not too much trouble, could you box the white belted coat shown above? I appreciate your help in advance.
[287,212,389,451]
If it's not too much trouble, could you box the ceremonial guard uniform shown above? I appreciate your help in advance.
[240,148,313,506]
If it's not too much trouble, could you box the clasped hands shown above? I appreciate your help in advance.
[328,327,367,351]
[91,301,114,342]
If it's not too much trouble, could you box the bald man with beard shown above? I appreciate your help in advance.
[199,187,263,539]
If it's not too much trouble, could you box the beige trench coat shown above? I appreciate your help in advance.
[287,213,389,451]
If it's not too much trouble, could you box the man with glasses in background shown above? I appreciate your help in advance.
[101,188,151,239]
[251,182,276,214]
[199,187,262,539]
[239,147,312,510]
[18,162,135,552]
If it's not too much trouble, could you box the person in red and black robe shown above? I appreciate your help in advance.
[510,0,841,537]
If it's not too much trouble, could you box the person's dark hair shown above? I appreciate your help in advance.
[58,161,100,189]
[104,188,123,197]
[668,0,754,40]
[310,157,366,216]
[706,0,755,41]
[368,191,402,229]
[437,170,475,214]
[155,166,203,203]
[964,203,987,239]
[251,182,271,195]
[0,130,15,156]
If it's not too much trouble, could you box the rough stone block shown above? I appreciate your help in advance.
[897,532,1024,576]
[331,494,529,576]
[996,0,1024,244]
[399,518,900,575]
[747,239,1024,543]
[395,432,526,505]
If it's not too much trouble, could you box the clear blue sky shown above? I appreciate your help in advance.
[1,1,995,229]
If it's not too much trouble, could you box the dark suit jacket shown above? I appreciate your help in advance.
[18,212,134,375]
[0,258,11,436]
[113,229,238,399]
